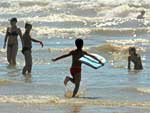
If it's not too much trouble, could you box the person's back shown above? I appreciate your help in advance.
[129,54,143,70]
[71,49,86,68]
[52,38,103,97]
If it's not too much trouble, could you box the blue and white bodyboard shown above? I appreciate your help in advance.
[79,53,106,69]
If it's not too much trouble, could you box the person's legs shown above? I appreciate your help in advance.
[64,76,74,85]
[22,66,27,75]
[22,51,28,75]
[7,45,12,65]
[72,73,81,97]
[64,68,81,97]
[26,51,32,73]
[11,44,18,65]
[22,50,32,75]
[72,83,80,97]
[64,68,78,85]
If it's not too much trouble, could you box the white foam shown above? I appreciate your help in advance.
[32,27,150,37]
[136,88,150,94]
[64,81,86,98]
[0,95,60,104]
[107,38,150,45]
[0,95,149,107]
[0,1,149,24]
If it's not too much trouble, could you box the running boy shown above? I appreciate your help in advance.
[52,38,104,97]
[128,47,143,70]
[22,23,43,75]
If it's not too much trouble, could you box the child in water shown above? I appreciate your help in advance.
[22,23,43,75]
[137,10,145,19]
[52,38,104,97]
[128,47,143,70]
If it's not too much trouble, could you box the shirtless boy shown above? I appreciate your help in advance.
[52,38,103,97]
[128,47,143,70]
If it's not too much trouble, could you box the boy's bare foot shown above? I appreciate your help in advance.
[64,76,70,86]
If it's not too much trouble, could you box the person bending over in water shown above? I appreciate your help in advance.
[128,47,143,70]
[22,23,43,75]
[52,38,104,97]
[137,10,145,19]
[3,18,23,66]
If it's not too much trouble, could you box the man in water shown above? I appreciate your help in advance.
[137,10,145,19]
[128,47,143,70]
[52,38,104,97]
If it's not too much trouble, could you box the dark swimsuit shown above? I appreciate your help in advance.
[8,31,18,36]
[22,34,32,54]
[22,47,31,54]
[7,31,19,47]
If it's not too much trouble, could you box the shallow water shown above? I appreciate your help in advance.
[0,0,150,113]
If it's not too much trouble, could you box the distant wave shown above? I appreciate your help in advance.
[8,38,147,53]
[106,38,150,45]
[92,38,148,68]
[124,87,150,94]
[48,47,90,52]
[0,1,150,29]
[32,27,150,37]
[93,38,150,53]
[0,26,149,38]
[18,1,49,7]
[0,15,149,28]
[1,0,150,9]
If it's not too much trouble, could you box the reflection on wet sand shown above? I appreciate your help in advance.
[71,105,81,113]
[24,74,32,83]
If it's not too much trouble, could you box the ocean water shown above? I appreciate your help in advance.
[0,0,150,113]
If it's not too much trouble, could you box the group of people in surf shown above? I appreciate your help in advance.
[3,15,143,97]
[3,18,43,75]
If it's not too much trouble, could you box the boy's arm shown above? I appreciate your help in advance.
[52,51,72,62]
[18,28,24,47]
[128,56,131,69]
[3,28,9,49]
[85,52,104,65]
[31,38,43,47]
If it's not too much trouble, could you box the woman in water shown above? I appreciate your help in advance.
[3,18,23,66]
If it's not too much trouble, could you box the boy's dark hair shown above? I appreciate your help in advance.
[25,23,32,29]
[75,38,83,49]
[141,10,145,15]
[129,47,136,53]
[10,17,17,22]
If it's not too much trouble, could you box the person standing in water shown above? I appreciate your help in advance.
[137,10,145,19]
[3,18,23,66]
[22,23,43,75]
[52,38,104,97]
[128,47,143,70]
